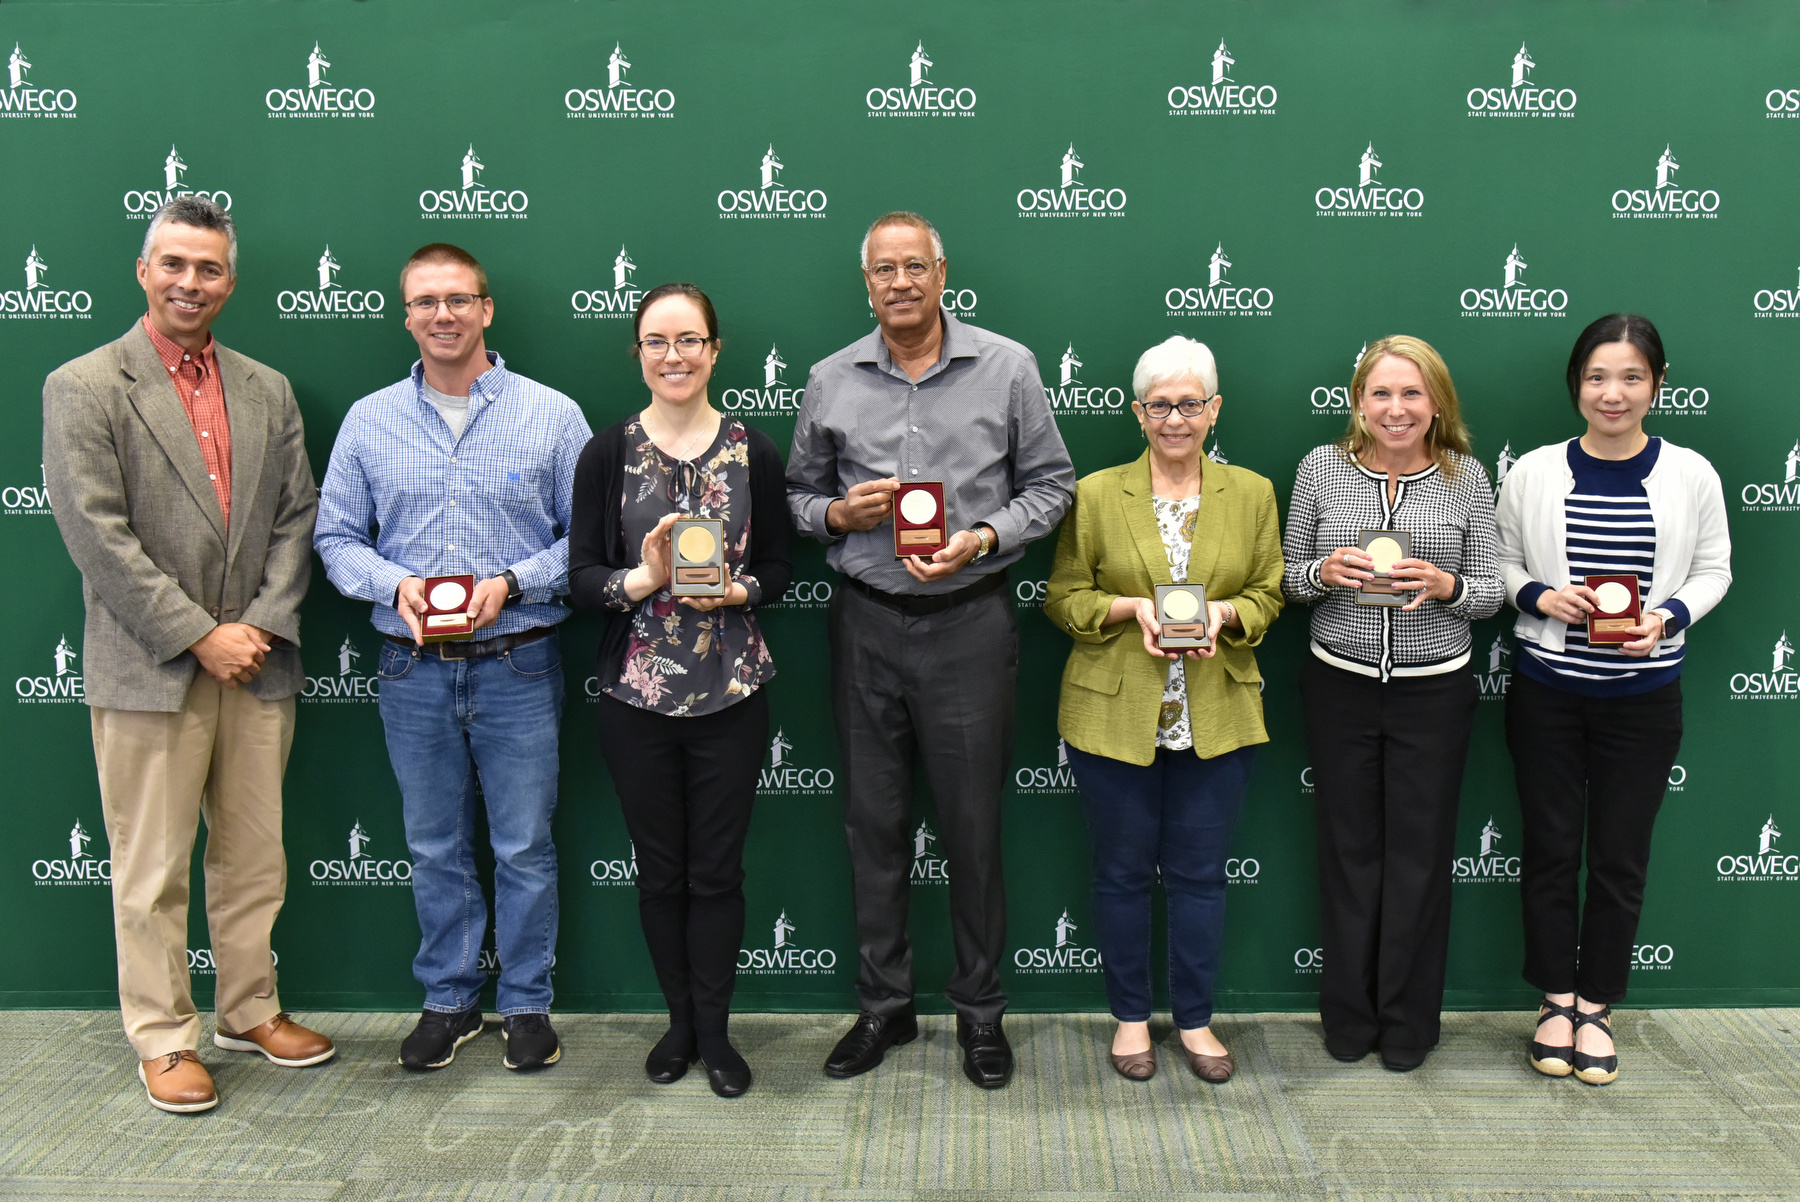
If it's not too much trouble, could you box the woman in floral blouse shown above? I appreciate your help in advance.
[569,283,791,1098]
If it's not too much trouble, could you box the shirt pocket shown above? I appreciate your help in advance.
[491,465,549,513]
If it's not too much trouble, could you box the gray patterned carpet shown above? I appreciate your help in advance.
[1,1009,1798,1200]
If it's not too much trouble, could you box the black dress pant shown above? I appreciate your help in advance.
[1300,655,1478,1053]
[595,689,767,1032]
[1505,672,1682,1004]
[829,584,1016,1023]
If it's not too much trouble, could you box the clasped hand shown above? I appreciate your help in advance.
[1536,584,1665,657]
[1321,547,1454,612]
[190,622,275,687]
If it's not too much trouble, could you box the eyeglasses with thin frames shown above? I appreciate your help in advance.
[636,336,713,358]
[864,258,942,284]
[403,293,484,317]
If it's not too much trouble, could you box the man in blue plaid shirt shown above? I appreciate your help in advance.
[315,244,591,1073]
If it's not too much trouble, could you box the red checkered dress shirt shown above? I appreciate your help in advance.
[142,315,232,525]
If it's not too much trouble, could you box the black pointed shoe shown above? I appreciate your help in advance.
[956,1015,1014,1089]
[823,1006,918,1078]
[645,1026,698,1084]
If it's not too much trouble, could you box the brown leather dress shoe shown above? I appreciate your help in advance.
[1110,1049,1156,1081]
[1184,1048,1235,1083]
[138,1050,218,1113]
[215,1013,336,1067]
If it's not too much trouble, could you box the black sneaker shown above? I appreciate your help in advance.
[501,1013,562,1070]
[398,1005,483,1070]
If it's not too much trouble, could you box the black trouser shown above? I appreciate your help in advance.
[1505,672,1682,1004]
[829,584,1016,1023]
[1300,655,1478,1052]
[595,689,767,1033]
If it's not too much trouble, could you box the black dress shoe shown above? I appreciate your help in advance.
[824,1007,918,1078]
[699,1031,752,1097]
[1324,1031,1372,1063]
[956,1015,1014,1089]
[1379,1043,1429,1072]
[645,1026,697,1084]
[704,1062,753,1097]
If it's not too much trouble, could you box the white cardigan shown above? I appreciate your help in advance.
[1494,438,1732,654]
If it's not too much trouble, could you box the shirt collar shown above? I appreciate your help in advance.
[141,314,217,376]
[855,310,980,380]
[409,351,508,408]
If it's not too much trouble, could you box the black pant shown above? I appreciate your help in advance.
[1506,672,1682,1003]
[595,689,767,1032]
[829,584,1016,1023]
[1300,655,1477,1052]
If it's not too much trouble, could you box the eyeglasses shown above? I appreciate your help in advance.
[1141,397,1212,419]
[636,336,713,358]
[864,258,941,284]
[403,293,483,316]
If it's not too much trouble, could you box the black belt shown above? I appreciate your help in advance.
[842,569,1006,617]
[388,626,554,660]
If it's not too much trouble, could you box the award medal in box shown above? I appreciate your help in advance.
[1585,573,1642,646]
[1154,583,1211,650]
[893,480,948,558]
[671,517,727,598]
[1354,529,1412,607]
[420,574,477,643]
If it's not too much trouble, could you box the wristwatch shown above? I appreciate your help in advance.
[501,569,522,605]
[971,526,994,563]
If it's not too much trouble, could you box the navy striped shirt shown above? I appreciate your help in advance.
[1516,438,1688,696]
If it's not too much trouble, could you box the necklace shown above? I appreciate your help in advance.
[645,408,715,461]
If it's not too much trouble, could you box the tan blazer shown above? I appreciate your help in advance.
[1044,452,1284,765]
[43,322,318,711]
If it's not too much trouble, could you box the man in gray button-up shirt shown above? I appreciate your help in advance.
[788,212,1074,1089]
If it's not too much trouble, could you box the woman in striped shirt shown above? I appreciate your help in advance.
[1496,314,1732,1086]
[1282,336,1502,1072]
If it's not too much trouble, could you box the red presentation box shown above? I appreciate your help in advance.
[421,574,476,643]
[893,480,948,559]
[1586,573,1642,646]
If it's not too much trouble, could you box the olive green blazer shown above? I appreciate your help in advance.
[1043,452,1285,765]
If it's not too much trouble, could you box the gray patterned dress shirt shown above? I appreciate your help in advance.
[785,313,1075,595]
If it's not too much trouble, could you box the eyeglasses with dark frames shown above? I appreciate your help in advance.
[1140,396,1213,419]
[403,293,484,316]
[636,336,713,358]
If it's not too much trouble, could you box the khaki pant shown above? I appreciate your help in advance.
[91,677,295,1058]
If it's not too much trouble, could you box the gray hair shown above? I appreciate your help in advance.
[1132,335,1219,402]
[859,210,944,265]
[140,196,237,278]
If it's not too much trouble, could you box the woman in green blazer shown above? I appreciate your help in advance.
[1044,336,1284,1084]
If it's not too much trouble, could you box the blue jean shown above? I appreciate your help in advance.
[377,633,564,1016]
[1065,742,1257,1029]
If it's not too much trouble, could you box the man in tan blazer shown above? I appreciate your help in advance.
[43,197,333,1114]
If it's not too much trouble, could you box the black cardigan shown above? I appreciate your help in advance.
[567,418,793,684]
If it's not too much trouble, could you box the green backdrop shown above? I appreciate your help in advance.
[4,0,1796,1014]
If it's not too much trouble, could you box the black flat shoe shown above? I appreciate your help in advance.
[1379,1044,1429,1072]
[1572,1005,1619,1086]
[704,1062,753,1097]
[956,1015,1014,1089]
[645,1026,697,1084]
[1530,997,1577,1078]
[824,1006,918,1078]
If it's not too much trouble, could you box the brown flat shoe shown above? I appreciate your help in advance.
[1110,1049,1156,1080]
[215,1012,336,1067]
[138,1050,217,1113]
[1184,1048,1234,1082]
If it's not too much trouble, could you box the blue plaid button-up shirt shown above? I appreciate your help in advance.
[315,353,593,641]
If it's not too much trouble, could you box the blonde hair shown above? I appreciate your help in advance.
[1340,335,1472,481]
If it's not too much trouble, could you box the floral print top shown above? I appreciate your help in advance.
[1154,494,1202,751]
[599,417,774,716]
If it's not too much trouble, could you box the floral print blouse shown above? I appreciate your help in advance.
[599,417,774,716]
[1154,494,1202,751]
